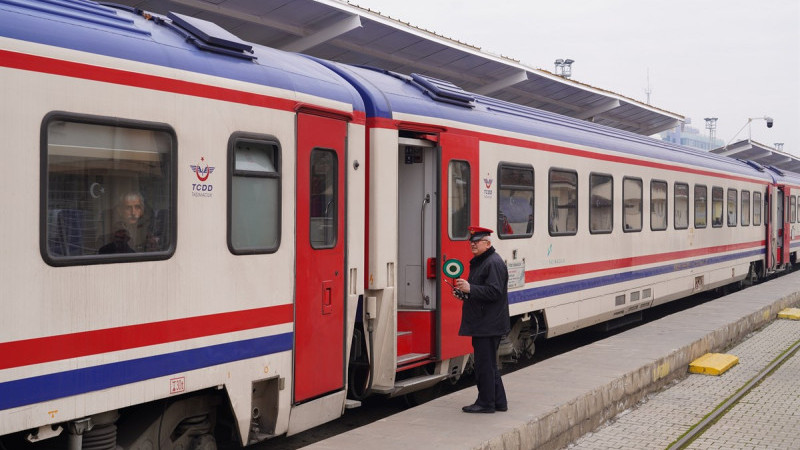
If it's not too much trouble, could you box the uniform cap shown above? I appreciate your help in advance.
[468,225,494,242]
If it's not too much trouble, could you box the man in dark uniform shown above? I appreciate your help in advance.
[454,226,510,413]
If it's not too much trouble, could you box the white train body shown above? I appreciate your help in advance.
[1,1,797,448]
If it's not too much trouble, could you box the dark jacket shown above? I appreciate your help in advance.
[458,246,511,337]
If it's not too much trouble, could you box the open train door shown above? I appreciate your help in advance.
[782,186,792,265]
[437,133,478,361]
[766,185,786,271]
[294,111,347,403]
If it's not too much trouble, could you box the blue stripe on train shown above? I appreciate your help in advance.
[509,249,765,305]
[0,332,293,410]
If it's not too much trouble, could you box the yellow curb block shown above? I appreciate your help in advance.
[778,308,800,320]
[689,353,739,376]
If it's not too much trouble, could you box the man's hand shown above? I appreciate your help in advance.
[455,278,470,293]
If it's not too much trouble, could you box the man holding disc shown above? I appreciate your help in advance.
[454,226,510,413]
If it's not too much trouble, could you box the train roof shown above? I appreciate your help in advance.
[0,0,364,112]
[320,61,773,182]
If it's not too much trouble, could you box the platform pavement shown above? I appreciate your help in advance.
[306,270,800,450]
[568,316,800,449]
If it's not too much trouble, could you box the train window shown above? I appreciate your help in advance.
[674,183,689,230]
[309,149,337,249]
[711,187,723,227]
[589,173,613,234]
[741,191,751,226]
[42,114,175,266]
[753,191,762,226]
[548,169,578,236]
[726,189,738,227]
[229,135,281,254]
[623,177,642,232]
[448,160,470,239]
[694,185,707,228]
[650,180,668,231]
[791,196,797,223]
[497,164,533,238]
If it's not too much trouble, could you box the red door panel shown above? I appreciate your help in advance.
[294,113,346,403]
[782,187,791,265]
[438,133,479,361]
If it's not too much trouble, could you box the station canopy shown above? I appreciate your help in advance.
[110,0,682,136]
[712,140,800,174]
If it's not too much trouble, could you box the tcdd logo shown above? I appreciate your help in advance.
[190,156,215,197]
[190,156,215,182]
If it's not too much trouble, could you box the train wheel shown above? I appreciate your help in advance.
[520,335,535,360]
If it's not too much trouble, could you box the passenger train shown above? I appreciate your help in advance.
[1,1,798,448]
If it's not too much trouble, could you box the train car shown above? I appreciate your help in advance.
[315,61,796,399]
[0,1,366,447]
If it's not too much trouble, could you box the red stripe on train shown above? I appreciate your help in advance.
[526,241,765,283]
[0,304,294,370]
[0,49,366,123]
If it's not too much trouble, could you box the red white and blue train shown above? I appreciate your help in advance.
[1,1,798,448]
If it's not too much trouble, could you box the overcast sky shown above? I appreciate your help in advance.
[351,0,799,154]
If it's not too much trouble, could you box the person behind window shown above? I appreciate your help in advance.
[99,192,161,254]
[499,190,532,235]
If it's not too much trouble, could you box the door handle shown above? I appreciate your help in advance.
[322,280,333,315]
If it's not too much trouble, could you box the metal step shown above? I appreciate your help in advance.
[397,352,429,366]
[389,373,447,398]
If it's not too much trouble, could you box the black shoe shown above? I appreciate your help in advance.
[495,404,508,412]
[462,404,495,413]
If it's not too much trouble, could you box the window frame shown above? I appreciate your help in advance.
[589,172,614,234]
[496,162,534,239]
[227,132,282,255]
[40,111,177,267]
[711,186,724,228]
[622,176,643,233]
[650,179,668,231]
[448,159,471,240]
[726,188,738,227]
[694,184,707,229]
[674,182,689,230]
[753,191,762,226]
[741,190,750,226]
[308,148,338,250]
[548,168,578,236]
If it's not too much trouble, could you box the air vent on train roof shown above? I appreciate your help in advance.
[410,73,475,108]
[766,165,785,176]
[739,159,766,172]
[162,12,256,61]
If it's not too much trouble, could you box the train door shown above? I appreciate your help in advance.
[782,186,791,265]
[395,131,477,368]
[767,185,786,271]
[294,112,346,403]
[396,135,439,368]
[438,133,478,361]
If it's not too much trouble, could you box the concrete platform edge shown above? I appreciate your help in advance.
[485,283,800,450]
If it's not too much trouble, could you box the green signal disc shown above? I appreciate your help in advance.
[442,259,464,278]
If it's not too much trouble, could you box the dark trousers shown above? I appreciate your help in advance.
[472,336,507,408]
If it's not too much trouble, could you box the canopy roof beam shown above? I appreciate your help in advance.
[638,119,683,136]
[473,70,528,96]
[572,99,620,120]
[281,15,363,52]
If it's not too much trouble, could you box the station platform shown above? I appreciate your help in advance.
[307,271,800,450]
